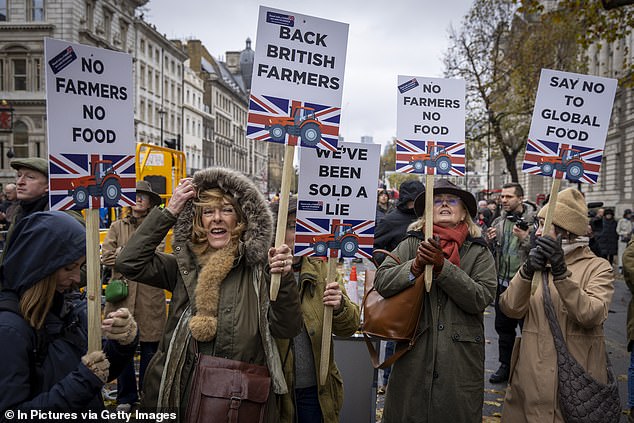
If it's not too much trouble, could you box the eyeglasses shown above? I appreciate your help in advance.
[136,193,149,202]
[433,196,460,207]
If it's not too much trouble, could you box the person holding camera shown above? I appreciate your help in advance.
[486,182,537,384]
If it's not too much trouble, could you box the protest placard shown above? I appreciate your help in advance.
[396,76,465,176]
[247,6,348,150]
[295,142,381,259]
[45,38,135,211]
[522,69,617,184]
[523,69,617,294]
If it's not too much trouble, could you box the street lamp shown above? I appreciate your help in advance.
[158,108,166,146]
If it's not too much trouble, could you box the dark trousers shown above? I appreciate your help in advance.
[116,341,159,404]
[295,385,323,423]
[494,284,523,366]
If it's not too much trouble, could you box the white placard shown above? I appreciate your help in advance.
[294,142,381,259]
[45,38,135,210]
[247,6,348,149]
[397,76,465,142]
[522,69,617,184]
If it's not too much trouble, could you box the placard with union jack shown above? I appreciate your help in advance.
[395,139,465,176]
[522,139,602,184]
[294,217,375,259]
[49,153,136,210]
[247,94,340,151]
[248,6,348,150]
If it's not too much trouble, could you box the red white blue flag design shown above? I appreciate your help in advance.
[522,139,602,184]
[294,217,375,259]
[395,139,465,176]
[49,153,136,210]
[247,94,340,151]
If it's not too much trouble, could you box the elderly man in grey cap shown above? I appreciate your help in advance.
[1,157,82,264]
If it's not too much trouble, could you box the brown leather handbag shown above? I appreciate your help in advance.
[361,249,426,369]
[185,346,271,423]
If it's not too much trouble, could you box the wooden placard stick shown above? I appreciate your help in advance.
[319,256,337,385]
[424,174,435,292]
[86,209,102,352]
[531,178,562,295]
[270,145,296,301]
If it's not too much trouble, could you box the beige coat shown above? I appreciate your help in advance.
[500,243,614,423]
[102,214,166,342]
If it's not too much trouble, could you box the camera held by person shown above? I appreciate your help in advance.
[507,214,530,231]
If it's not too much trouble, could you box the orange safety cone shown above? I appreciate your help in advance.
[349,265,358,282]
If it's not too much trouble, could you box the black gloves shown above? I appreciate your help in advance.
[520,245,548,279]
[536,235,568,279]
[520,235,568,280]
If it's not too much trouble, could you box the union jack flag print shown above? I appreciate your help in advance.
[247,94,340,151]
[522,139,602,184]
[396,139,465,176]
[294,217,375,259]
[49,153,136,210]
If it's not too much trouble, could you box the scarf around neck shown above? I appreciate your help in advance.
[432,222,469,267]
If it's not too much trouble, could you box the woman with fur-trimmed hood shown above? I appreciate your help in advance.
[115,168,302,421]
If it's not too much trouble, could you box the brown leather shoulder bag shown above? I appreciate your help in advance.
[185,343,271,423]
[361,249,425,369]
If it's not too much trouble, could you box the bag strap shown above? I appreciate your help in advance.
[371,248,401,268]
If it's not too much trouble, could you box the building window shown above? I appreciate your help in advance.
[119,20,129,50]
[155,73,159,95]
[140,38,145,54]
[85,1,93,30]
[103,10,112,41]
[0,60,4,91]
[147,68,152,90]
[148,44,152,60]
[139,63,145,87]
[13,59,26,91]
[28,0,44,21]
[0,0,8,21]
[14,121,29,158]
[34,58,41,91]
[140,99,145,120]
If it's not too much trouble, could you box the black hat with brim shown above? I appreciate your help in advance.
[414,179,477,218]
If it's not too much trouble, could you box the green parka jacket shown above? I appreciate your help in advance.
[275,257,360,423]
[374,233,496,423]
[115,168,302,422]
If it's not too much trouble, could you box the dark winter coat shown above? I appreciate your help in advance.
[115,168,302,420]
[0,211,136,420]
[598,217,619,256]
[374,233,496,423]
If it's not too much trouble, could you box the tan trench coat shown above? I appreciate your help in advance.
[101,214,166,342]
[500,244,615,423]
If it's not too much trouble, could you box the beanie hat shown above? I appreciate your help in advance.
[537,188,588,236]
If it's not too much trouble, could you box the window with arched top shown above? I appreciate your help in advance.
[13,121,29,158]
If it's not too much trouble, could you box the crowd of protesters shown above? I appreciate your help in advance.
[1,157,633,422]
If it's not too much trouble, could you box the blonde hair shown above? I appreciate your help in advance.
[191,188,246,250]
[408,207,482,238]
[19,275,57,330]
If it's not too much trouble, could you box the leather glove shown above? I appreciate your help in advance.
[102,308,137,345]
[520,245,548,279]
[81,351,110,383]
[418,238,445,274]
[537,235,568,279]
[411,243,426,277]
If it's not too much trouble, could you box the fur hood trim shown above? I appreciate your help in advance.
[173,168,273,267]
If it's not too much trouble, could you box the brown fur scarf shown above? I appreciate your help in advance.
[189,243,237,342]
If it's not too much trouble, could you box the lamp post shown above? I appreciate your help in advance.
[158,108,166,146]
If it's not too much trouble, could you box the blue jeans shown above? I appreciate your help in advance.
[629,349,634,408]
[382,341,395,386]
[116,341,158,404]
[295,385,323,423]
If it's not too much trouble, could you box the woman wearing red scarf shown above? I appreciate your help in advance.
[375,179,497,423]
